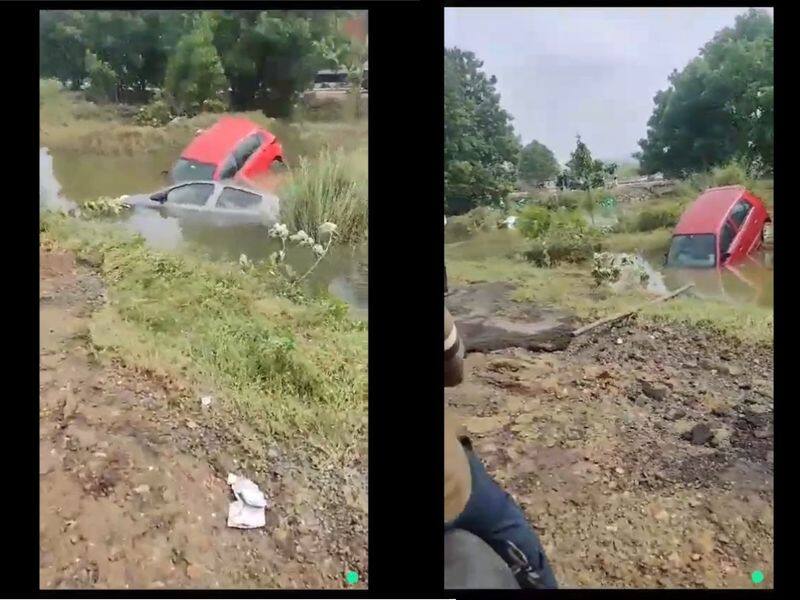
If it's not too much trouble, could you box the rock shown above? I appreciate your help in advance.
[691,553,702,561]
[703,396,732,417]
[200,396,213,408]
[682,423,712,446]
[615,338,623,345]
[698,358,717,371]
[666,408,686,421]
[690,530,715,555]
[720,364,743,376]
[465,415,509,434]
[487,358,526,372]
[710,427,732,449]
[634,395,649,407]
[133,484,150,494]
[641,380,669,401]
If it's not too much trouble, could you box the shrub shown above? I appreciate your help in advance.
[280,147,367,245]
[134,98,173,127]
[712,161,749,187]
[635,206,681,232]
[517,205,552,240]
[523,230,600,267]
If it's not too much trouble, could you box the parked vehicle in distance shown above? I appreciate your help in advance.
[123,180,280,226]
[170,117,284,188]
[666,185,770,269]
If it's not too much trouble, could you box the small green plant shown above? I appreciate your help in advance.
[517,205,552,240]
[134,95,173,127]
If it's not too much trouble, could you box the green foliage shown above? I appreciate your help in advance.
[84,50,117,103]
[517,205,552,240]
[523,230,600,267]
[636,9,773,176]
[164,14,230,116]
[134,96,173,126]
[445,47,521,214]
[562,135,615,191]
[518,140,559,186]
[280,147,367,245]
[40,10,347,118]
[712,160,749,186]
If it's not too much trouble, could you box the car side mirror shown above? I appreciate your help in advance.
[150,190,167,204]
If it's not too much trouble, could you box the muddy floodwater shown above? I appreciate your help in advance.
[447,227,772,309]
[40,148,367,319]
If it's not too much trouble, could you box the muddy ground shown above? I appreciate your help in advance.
[446,283,773,589]
[39,247,367,589]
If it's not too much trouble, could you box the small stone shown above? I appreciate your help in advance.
[186,419,198,430]
[201,396,213,408]
[710,427,732,448]
[683,423,713,446]
[641,380,669,401]
[691,553,701,561]
[616,337,623,345]
[133,484,150,495]
[615,467,624,475]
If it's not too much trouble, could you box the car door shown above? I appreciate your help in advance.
[726,198,759,259]
[211,185,268,226]
[718,220,737,267]
[239,133,284,185]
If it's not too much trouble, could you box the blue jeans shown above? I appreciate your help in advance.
[445,448,558,589]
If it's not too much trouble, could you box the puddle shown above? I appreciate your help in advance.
[39,147,368,316]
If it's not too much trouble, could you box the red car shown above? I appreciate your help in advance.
[170,117,284,188]
[666,185,771,269]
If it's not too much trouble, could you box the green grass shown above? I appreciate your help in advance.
[603,229,672,254]
[41,213,367,459]
[280,146,368,245]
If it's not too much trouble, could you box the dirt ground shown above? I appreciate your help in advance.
[39,248,367,589]
[446,285,773,589]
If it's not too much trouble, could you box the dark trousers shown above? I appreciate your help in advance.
[445,448,558,589]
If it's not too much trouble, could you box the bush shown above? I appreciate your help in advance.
[712,161,749,186]
[635,206,682,232]
[551,209,589,234]
[201,97,228,114]
[134,98,173,127]
[84,51,117,104]
[517,205,552,240]
[280,147,367,245]
[523,230,600,267]
[533,192,580,211]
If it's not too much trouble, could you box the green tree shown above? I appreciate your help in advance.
[39,11,89,90]
[314,11,368,118]
[209,10,329,117]
[636,9,773,176]
[445,47,521,214]
[164,13,229,116]
[563,135,612,224]
[518,140,559,186]
[84,50,117,103]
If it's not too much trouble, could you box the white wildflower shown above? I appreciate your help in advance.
[312,243,326,258]
[268,223,289,240]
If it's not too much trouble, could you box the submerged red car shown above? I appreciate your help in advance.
[666,185,771,269]
[170,117,284,187]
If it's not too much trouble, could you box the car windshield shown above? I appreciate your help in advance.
[171,158,216,183]
[666,234,717,268]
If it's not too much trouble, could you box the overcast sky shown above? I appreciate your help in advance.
[444,7,773,165]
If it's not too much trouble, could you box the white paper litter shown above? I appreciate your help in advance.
[226,473,269,529]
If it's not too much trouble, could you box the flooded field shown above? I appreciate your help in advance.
[446,225,772,310]
[40,148,368,319]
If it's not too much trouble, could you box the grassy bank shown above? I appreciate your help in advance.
[42,212,367,459]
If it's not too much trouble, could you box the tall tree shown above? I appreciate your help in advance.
[518,140,559,186]
[445,47,521,214]
[636,9,773,176]
[164,13,229,115]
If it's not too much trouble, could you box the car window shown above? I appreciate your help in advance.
[216,187,262,210]
[166,183,214,206]
[233,133,264,168]
[666,234,717,268]
[720,222,736,254]
[218,154,238,180]
[171,158,216,183]
[729,199,753,229]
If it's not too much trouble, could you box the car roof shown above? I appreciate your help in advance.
[673,185,747,235]
[180,117,275,165]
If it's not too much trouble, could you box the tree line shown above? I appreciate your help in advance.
[444,8,773,214]
[40,10,367,118]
